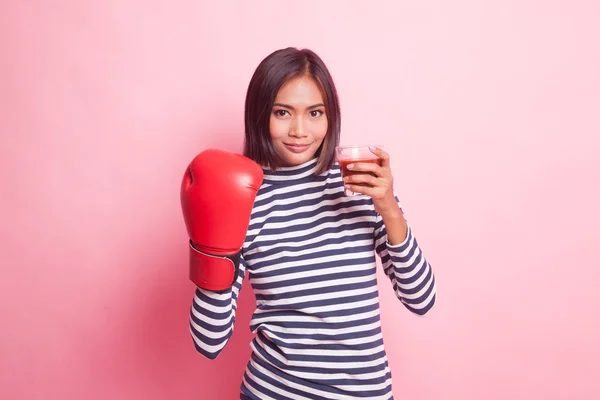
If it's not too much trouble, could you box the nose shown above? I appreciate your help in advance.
[289,116,308,138]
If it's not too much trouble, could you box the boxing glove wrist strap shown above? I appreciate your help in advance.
[188,241,240,292]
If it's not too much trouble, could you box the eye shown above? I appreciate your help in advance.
[273,109,289,117]
[310,110,324,117]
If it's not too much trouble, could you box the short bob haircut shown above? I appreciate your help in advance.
[243,47,341,175]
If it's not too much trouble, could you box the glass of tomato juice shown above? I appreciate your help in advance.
[335,145,383,196]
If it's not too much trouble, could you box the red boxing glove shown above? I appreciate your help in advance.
[181,149,263,291]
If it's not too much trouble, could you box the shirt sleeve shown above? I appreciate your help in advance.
[188,255,247,359]
[373,195,437,316]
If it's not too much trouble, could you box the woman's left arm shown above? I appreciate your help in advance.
[343,147,437,316]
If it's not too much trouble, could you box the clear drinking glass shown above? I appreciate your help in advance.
[335,145,383,196]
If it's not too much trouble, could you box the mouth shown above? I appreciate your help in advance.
[284,143,311,153]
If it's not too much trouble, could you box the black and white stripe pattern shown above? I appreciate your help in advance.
[190,157,436,399]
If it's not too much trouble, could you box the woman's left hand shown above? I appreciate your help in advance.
[342,147,401,217]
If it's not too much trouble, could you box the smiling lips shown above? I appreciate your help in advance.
[284,143,311,153]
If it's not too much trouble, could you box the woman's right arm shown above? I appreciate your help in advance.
[188,256,247,360]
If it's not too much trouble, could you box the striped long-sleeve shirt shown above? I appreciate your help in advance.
[189,157,437,399]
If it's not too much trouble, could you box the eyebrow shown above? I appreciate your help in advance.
[273,103,325,110]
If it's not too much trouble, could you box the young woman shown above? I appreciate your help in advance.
[189,47,437,400]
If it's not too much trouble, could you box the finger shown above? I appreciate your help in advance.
[345,183,379,198]
[347,162,389,178]
[344,173,380,187]
[369,146,390,169]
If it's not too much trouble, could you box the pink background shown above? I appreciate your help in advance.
[1,1,599,399]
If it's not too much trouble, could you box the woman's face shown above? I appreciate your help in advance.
[269,75,328,167]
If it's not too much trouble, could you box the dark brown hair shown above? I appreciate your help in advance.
[243,47,341,175]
